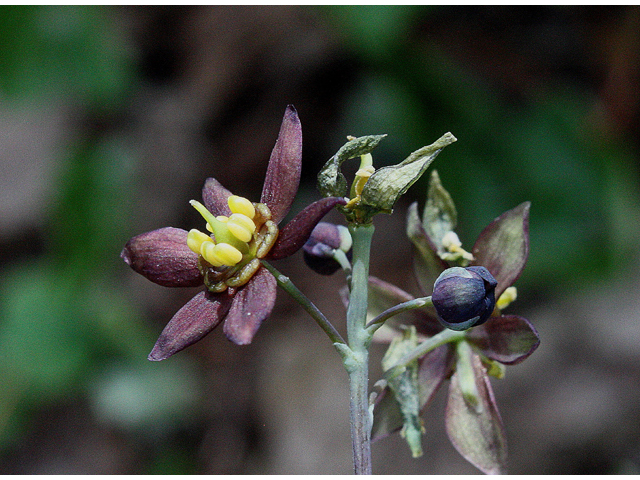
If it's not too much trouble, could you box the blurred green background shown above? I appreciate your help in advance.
[1,5,639,474]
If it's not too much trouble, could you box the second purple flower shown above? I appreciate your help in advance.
[122,106,345,360]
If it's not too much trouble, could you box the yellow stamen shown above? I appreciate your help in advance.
[441,231,474,262]
[226,213,256,242]
[200,242,223,267]
[201,242,243,267]
[496,286,518,310]
[228,195,255,218]
[442,231,462,250]
[187,229,212,255]
[354,165,375,197]
[212,243,243,266]
[188,196,277,293]
[190,199,247,252]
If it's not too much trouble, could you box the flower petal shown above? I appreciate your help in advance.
[467,314,540,365]
[121,227,202,287]
[267,196,347,260]
[202,177,233,216]
[406,202,449,295]
[223,267,277,345]
[472,202,530,298]
[445,353,508,474]
[260,105,302,224]
[418,344,454,408]
[148,289,234,361]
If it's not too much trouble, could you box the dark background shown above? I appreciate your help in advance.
[1,5,639,474]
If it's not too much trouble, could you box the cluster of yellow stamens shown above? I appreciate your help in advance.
[186,195,279,292]
[187,195,256,267]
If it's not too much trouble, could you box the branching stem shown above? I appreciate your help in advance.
[261,260,346,345]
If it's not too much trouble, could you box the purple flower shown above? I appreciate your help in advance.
[369,171,539,474]
[432,266,497,331]
[302,222,352,275]
[122,106,345,361]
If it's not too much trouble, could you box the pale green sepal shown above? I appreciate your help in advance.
[381,326,424,458]
[360,132,457,215]
[423,169,458,250]
[406,201,448,292]
[317,134,387,198]
[455,340,482,414]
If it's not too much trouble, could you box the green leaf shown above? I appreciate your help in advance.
[360,132,456,214]
[317,134,386,198]
[381,326,424,457]
[422,169,457,250]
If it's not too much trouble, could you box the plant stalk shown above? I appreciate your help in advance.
[345,223,375,474]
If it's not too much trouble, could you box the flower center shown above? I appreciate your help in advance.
[440,231,474,265]
[187,195,279,292]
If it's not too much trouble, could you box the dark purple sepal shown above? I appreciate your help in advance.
[202,177,233,217]
[268,196,347,260]
[472,202,530,299]
[467,314,540,365]
[261,105,303,224]
[445,353,508,475]
[148,289,234,361]
[417,344,455,409]
[121,227,203,287]
[222,267,277,345]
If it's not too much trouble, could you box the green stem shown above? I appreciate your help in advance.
[385,328,465,381]
[365,296,433,331]
[345,223,375,475]
[261,260,346,345]
[333,249,352,278]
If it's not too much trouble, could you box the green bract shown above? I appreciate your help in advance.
[317,134,387,198]
[318,132,457,224]
[381,326,423,458]
[359,132,457,216]
[421,170,457,251]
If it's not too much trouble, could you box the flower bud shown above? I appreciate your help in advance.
[303,222,352,275]
[432,266,497,331]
